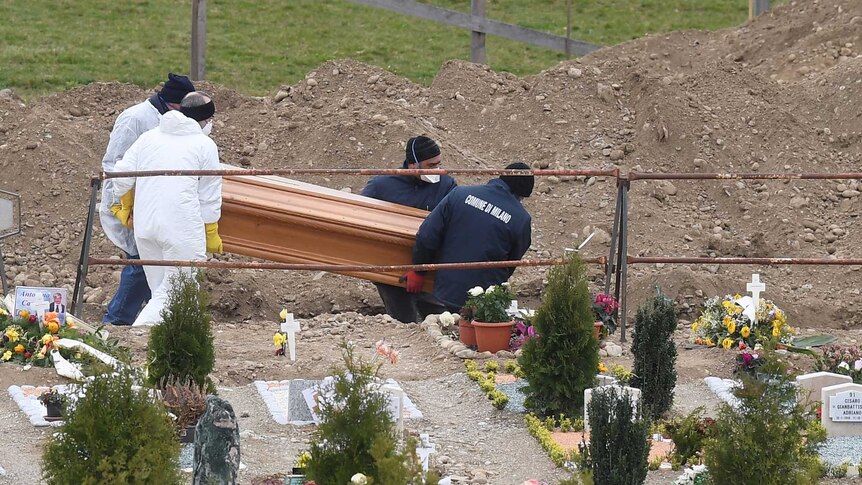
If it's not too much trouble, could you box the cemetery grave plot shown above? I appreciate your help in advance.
[3,0,862,481]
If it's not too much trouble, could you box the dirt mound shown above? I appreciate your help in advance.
[1,0,862,329]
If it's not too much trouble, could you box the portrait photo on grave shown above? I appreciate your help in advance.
[14,287,67,325]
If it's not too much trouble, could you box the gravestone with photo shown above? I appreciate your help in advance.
[821,382,862,437]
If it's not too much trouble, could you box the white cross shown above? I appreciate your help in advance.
[416,434,436,472]
[280,313,300,361]
[746,274,766,325]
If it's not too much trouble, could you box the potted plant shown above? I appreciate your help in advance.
[463,284,516,353]
[161,378,207,444]
[592,292,620,339]
[39,387,66,421]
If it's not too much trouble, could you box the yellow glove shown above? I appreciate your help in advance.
[205,223,223,253]
[110,189,135,228]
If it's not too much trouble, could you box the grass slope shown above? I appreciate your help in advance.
[1,0,777,98]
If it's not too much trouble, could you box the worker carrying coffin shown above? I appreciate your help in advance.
[361,135,457,323]
[404,162,533,313]
[111,91,223,326]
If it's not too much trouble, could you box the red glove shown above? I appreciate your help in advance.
[403,271,425,293]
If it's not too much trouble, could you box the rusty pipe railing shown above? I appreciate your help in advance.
[627,256,862,266]
[87,256,606,271]
[628,171,862,181]
[100,168,620,179]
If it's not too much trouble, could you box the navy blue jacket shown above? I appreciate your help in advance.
[361,174,457,212]
[412,179,532,311]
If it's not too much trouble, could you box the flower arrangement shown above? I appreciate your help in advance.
[735,349,766,377]
[816,344,862,383]
[511,318,537,350]
[673,464,710,485]
[461,284,515,323]
[592,292,620,335]
[273,309,289,356]
[38,388,67,408]
[374,339,399,365]
[690,295,793,349]
[1,308,115,368]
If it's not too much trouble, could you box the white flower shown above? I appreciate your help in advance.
[351,473,368,485]
[468,286,484,297]
[486,285,496,293]
[439,311,455,326]
[838,361,850,370]
[501,282,510,287]
[855,360,862,371]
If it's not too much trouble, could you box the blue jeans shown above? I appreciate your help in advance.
[103,253,151,325]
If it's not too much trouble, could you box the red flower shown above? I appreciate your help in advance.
[29,315,37,323]
[24,352,31,359]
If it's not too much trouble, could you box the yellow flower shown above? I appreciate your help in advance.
[4,328,19,342]
[772,326,780,337]
[279,309,288,321]
[598,362,608,373]
[722,338,733,349]
[0,307,7,316]
[705,338,715,347]
[785,326,794,334]
[692,321,699,332]
[41,334,53,345]
[18,310,29,319]
[273,332,286,348]
[35,352,45,359]
[740,326,751,338]
[2,350,11,361]
[723,316,733,328]
[733,293,742,300]
[727,321,736,335]
[13,344,24,353]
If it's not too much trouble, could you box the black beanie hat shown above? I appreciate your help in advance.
[404,136,441,166]
[159,73,196,104]
[500,162,534,198]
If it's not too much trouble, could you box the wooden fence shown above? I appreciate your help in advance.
[189,0,772,81]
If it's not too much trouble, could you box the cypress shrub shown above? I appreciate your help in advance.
[147,271,215,391]
[630,288,677,420]
[704,354,825,485]
[587,386,649,485]
[520,254,598,417]
[305,342,437,485]
[41,371,181,484]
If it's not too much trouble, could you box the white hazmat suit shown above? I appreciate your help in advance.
[99,100,161,256]
[112,110,222,326]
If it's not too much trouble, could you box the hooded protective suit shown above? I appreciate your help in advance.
[112,110,222,326]
[99,99,161,255]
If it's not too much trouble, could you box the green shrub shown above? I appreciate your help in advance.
[630,288,677,420]
[558,471,594,485]
[520,254,598,417]
[666,407,714,466]
[147,271,215,391]
[504,360,518,373]
[42,371,180,484]
[820,461,849,478]
[703,353,824,485]
[483,361,499,373]
[586,386,649,485]
[305,342,431,485]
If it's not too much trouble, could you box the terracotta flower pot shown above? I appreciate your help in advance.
[459,318,477,346]
[593,321,604,339]
[473,320,515,353]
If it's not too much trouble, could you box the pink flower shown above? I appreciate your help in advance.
[855,360,862,372]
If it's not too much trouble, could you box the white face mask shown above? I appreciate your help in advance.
[202,121,213,136]
[420,174,441,184]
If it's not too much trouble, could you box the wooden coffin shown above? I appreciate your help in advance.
[219,166,434,290]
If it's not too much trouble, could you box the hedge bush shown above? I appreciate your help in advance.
[147,271,215,392]
[630,288,677,420]
[42,371,180,484]
[520,254,598,417]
